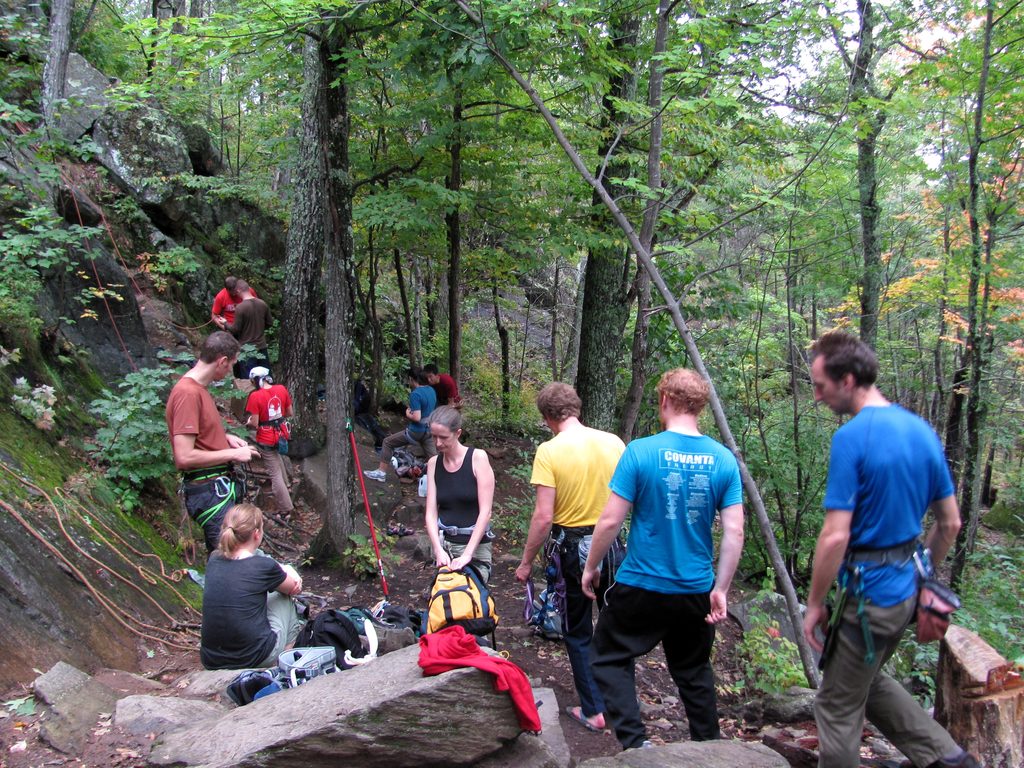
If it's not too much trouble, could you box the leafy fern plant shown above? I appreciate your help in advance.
[88,366,177,511]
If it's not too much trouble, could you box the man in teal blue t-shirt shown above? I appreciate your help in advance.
[582,368,744,750]
[363,367,436,482]
[803,331,973,768]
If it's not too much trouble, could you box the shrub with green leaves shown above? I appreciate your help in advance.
[342,533,396,581]
[88,365,177,511]
[0,205,102,334]
[736,604,806,695]
[887,638,940,709]
[957,540,1024,665]
[139,245,202,291]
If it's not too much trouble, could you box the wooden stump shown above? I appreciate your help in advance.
[934,624,1024,768]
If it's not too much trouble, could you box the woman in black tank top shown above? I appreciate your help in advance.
[424,406,496,582]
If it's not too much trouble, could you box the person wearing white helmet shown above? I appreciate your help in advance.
[244,366,295,515]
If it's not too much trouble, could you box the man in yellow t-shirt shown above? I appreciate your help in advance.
[515,383,625,734]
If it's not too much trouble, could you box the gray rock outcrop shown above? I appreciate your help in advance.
[149,643,526,768]
[116,694,227,737]
[730,591,801,647]
[578,739,788,768]
[57,53,112,142]
[93,104,192,220]
[34,662,121,754]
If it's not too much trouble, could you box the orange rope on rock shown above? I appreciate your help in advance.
[1,496,195,651]
[74,488,189,584]
[0,462,197,650]
[56,489,199,621]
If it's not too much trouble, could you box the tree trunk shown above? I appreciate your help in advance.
[935,625,1024,768]
[42,0,74,129]
[576,11,641,431]
[561,257,586,384]
[619,0,670,441]
[280,35,327,445]
[550,258,560,380]
[394,247,416,368]
[321,21,357,557]
[620,266,650,441]
[931,196,951,426]
[851,0,885,347]
[951,0,994,589]
[492,283,510,425]
[289,21,355,559]
[446,87,463,384]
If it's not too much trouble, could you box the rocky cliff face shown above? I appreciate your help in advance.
[0,32,287,687]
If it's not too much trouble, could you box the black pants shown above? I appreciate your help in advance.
[354,412,387,448]
[591,583,720,749]
[557,532,623,718]
[234,348,269,380]
[182,476,242,552]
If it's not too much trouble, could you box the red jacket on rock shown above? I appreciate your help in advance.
[417,626,541,732]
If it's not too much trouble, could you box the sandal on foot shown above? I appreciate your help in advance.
[565,705,604,733]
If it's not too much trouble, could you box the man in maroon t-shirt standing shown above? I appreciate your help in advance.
[166,332,258,552]
[425,363,462,407]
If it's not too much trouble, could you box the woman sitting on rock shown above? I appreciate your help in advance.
[424,406,495,582]
[200,503,304,669]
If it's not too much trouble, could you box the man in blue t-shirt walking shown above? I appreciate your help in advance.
[803,331,975,768]
[582,368,744,750]
[363,367,437,482]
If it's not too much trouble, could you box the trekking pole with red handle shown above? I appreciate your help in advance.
[347,418,389,602]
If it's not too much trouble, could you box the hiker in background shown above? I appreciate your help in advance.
[200,503,305,670]
[363,367,437,482]
[353,378,387,452]
[210,275,257,328]
[424,406,495,583]
[425,363,462,408]
[582,368,744,750]
[166,332,258,553]
[217,279,271,379]
[245,366,294,516]
[514,382,625,734]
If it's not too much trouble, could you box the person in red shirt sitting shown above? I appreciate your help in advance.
[244,366,294,514]
[425,363,462,408]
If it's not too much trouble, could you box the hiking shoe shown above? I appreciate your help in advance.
[626,740,654,750]
[363,469,387,482]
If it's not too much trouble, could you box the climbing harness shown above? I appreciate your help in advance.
[837,539,919,666]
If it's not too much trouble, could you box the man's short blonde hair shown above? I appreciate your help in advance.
[656,368,709,416]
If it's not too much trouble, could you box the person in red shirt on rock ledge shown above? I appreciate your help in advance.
[210,275,257,328]
[425,363,462,408]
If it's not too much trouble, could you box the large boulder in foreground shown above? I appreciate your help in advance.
[148,643,525,768]
[578,740,788,768]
